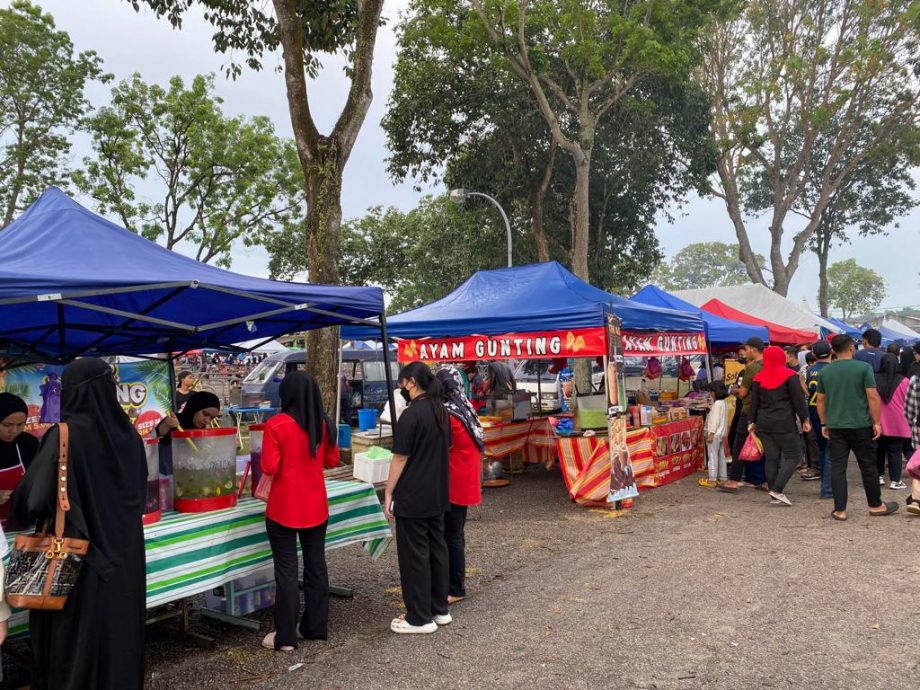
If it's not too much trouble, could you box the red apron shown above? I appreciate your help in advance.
[0,444,26,525]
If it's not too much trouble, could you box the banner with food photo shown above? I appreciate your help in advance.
[606,315,638,503]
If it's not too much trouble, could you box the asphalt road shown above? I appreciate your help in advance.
[4,461,915,689]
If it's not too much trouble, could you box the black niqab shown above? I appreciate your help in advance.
[10,358,147,689]
[280,371,336,456]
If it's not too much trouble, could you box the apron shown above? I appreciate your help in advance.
[0,442,26,525]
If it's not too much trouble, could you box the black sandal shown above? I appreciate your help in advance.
[869,501,899,516]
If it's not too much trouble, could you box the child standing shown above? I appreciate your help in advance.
[701,382,729,488]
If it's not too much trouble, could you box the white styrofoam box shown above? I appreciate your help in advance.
[353,451,392,484]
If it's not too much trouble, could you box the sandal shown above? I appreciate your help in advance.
[261,632,295,652]
[717,485,738,494]
[868,501,899,517]
[447,595,466,605]
[831,511,847,521]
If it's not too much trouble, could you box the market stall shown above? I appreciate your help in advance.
[343,262,709,504]
[701,299,817,345]
[6,480,391,637]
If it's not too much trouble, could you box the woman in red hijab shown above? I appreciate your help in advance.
[748,345,812,506]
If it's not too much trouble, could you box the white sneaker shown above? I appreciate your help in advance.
[434,613,452,626]
[879,476,885,485]
[390,617,438,634]
[769,491,792,506]
[890,481,907,490]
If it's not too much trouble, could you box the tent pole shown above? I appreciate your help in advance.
[536,361,543,418]
[335,333,343,426]
[57,304,66,364]
[380,313,398,434]
[167,341,177,412]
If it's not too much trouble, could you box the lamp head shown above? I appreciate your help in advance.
[449,188,470,203]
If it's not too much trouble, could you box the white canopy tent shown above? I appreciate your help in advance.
[673,284,842,335]
[881,319,920,340]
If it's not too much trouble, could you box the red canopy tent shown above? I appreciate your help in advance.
[701,299,816,345]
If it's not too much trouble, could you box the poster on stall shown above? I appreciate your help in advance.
[606,315,638,503]
[723,359,745,388]
[0,360,171,438]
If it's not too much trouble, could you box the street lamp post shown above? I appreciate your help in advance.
[449,188,512,268]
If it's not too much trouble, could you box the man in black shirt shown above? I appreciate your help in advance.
[385,362,451,634]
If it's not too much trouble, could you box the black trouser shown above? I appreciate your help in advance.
[760,430,803,494]
[395,514,449,626]
[877,436,904,482]
[804,426,820,471]
[828,428,882,513]
[265,518,329,648]
[444,504,468,598]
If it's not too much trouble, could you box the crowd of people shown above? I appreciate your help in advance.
[0,327,917,684]
[702,331,920,519]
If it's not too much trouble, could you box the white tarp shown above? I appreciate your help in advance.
[881,319,920,339]
[673,283,842,335]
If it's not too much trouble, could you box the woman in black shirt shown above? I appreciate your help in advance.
[384,361,451,634]
[749,346,811,506]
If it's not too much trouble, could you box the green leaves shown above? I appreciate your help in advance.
[651,242,766,290]
[0,0,108,226]
[827,259,886,320]
[75,73,305,267]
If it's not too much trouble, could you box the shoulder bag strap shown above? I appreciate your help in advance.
[54,422,70,538]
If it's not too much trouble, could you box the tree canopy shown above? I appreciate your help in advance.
[0,0,107,226]
[651,241,766,291]
[75,74,304,267]
[704,0,920,296]
[827,259,886,321]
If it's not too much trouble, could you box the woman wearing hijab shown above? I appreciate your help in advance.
[876,353,910,489]
[436,366,484,605]
[748,346,812,506]
[0,393,38,522]
[259,372,338,651]
[153,390,221,475]
[10,358,147,689]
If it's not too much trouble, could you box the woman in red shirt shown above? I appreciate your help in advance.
[436,366,484,604]
[260,372,338,651]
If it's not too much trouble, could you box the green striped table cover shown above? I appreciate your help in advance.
[5,479,391,638]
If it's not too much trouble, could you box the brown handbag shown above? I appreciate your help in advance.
[6,423,90,610]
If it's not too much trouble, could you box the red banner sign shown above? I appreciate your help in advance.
[397,328,607,362]
[621,331,707,357]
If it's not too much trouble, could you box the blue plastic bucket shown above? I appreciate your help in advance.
[337,423,351,449]
[357,408,377,432]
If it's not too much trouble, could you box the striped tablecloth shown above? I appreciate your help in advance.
[482,417,556,467]
[556,417,704,505]
[6,479,391,637]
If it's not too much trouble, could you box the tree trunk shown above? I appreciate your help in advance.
[816,234,831,317]
[570,152,591,281]
[530,140,556,263]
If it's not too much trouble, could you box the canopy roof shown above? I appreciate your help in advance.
[701,300,816,346]
[0,188,384,364]
[342,261,704,340]
[673,283,838,334]
[631,285,769,346]
[824,317,861,339]
[881,318,920,341]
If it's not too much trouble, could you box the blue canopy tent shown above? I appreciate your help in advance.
[0,188,388,367]
[631,285,769,346]
[825,317,861,339]
[342,262,705,341]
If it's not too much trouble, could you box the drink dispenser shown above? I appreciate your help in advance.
[143,438,162,525]
[172,428,238,513]
[249,424,265,497]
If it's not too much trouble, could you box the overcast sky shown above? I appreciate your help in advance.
[16,0,920,314]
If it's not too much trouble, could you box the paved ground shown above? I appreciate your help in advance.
[3,462,917,689]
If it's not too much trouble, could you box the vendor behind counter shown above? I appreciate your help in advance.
[0,393,38,523]
[154,391,222,475]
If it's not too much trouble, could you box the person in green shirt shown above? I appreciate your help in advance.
[816,335,899,520]
[719,337,766,493]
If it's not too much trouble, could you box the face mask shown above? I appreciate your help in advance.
[399,387,411,404]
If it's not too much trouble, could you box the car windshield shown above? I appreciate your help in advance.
[362,361,400,381]
[243,360,282,384]
[516,360,556,382]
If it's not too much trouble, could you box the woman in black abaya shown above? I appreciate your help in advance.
[10,358,147,690]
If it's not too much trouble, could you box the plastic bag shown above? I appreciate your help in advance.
[678,357,695,382]
[738,432,764,461]
[644,357,662,380]
[906,448,920,480]
[254,473,273,502]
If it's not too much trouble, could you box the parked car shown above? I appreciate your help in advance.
[241,349,399,424]
[514,359,606,412]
